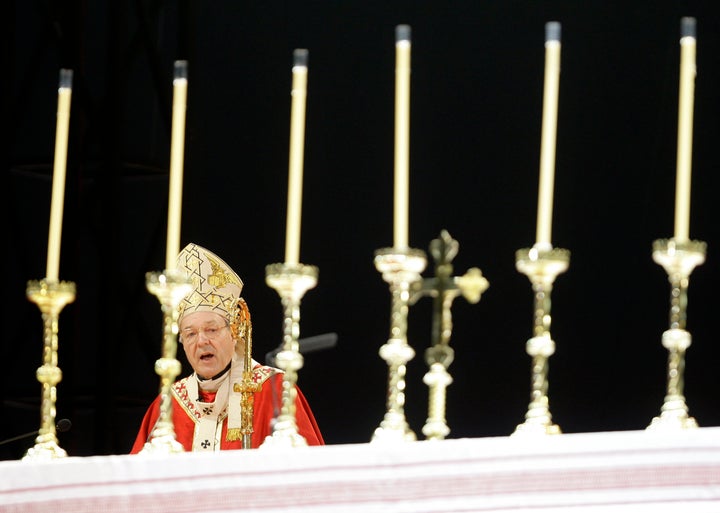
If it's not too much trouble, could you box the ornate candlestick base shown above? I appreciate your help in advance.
[23,279,76,461]
[261,263,318,448]
[139,269,193,455]
[512,246,569,437]
[647,238,705,432]
[371,247,427,444]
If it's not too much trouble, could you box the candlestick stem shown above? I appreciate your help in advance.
[512,247,569,436]
[647,238,705,431]
[23,279,75,461]
[261,263,317,448]
[139,269,193,454]
[371,247,426,443]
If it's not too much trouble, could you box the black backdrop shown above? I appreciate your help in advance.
[4,0,720,459]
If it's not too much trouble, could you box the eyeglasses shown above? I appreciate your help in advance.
[179,324,229,345]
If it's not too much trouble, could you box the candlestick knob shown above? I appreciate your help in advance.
[647,238,705,431]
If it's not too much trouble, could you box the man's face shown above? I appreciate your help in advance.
[179,311,236,379]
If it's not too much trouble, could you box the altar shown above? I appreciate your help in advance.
[2,428,719,512]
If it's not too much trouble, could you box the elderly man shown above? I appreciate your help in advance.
[131,243,323,452]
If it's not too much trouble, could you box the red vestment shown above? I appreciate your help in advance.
[131,364,323,452]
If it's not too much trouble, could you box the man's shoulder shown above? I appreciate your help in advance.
[172,375,193,402]
[252,363,281,384]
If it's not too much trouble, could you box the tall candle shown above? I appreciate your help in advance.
[674,17,696,243]
[46,69,73,282]
[285,49,309,266]
[535,22,561,249]
[394,25,411,250]
[166,60,188,271]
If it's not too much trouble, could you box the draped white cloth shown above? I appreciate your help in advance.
[2,428,720,512]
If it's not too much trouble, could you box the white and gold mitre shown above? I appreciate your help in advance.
[176,243,244,323]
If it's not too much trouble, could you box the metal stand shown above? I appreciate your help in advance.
[23,279,75,461]
[647,238,705,431]
[371,247,426,443]
[139,269,193,454]
[512,246,569,436]
[261,263,317,448]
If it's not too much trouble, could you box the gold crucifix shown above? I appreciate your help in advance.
[411,230,489,440]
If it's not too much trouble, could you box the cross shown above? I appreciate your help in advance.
[411,230,489,440]
[234,375,261,449]
[201,439,211,449]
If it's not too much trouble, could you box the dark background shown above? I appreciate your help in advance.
[3,0,720,459]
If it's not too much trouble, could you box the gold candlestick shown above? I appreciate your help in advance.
[23,279,75,461]
[371,247,427,443]
[139,269,193,454]
[647,238,705,431]
[512,246,569,436]
[261,262,318,448]
[411,231,489,440]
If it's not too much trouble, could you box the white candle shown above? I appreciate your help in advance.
[394,25,411,250]
[46,69,73,282]
[285,49,309,266]
[674,17,696,243]
[535,22,561,250]
[166,61,188,271]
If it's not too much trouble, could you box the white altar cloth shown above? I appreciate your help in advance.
[1,428,720,512]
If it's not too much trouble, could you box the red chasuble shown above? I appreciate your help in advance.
[131,365,323,452]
